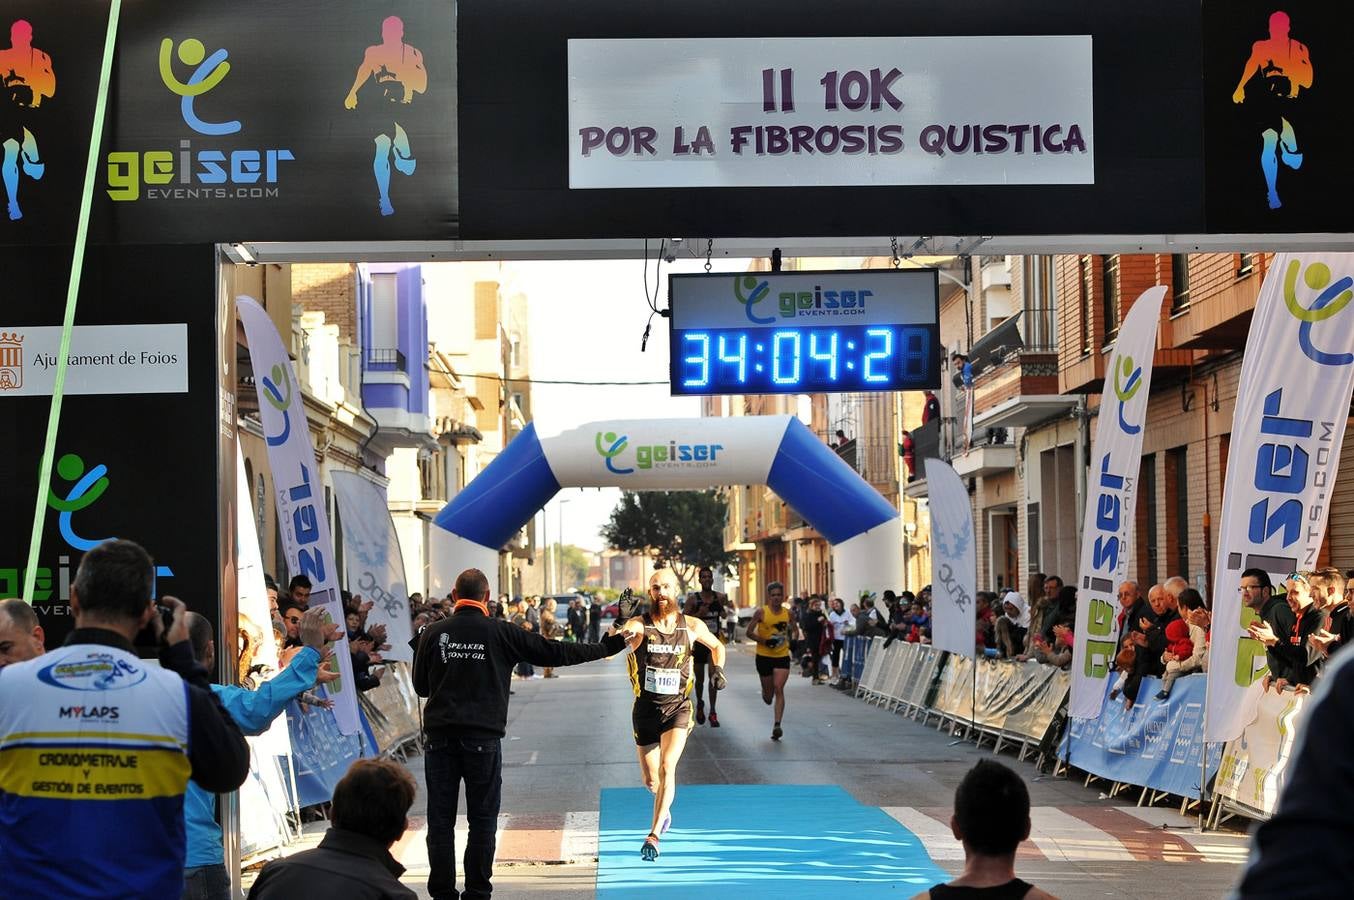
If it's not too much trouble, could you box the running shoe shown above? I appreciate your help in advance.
[659,813,672,836]
[695,700,706,725]
[641,834,660,861]
[709,712,720,728]
[771,724,783,741]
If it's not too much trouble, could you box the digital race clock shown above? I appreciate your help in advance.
[668,268,941,396]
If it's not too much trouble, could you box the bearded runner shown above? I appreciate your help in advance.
[616,570,727,861]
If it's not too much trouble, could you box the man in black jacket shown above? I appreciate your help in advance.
[248,758,417,900]
[413,568,635,900]
[1248,570,1327,690]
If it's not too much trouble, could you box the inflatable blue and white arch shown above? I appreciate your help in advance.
[430,415,902,599]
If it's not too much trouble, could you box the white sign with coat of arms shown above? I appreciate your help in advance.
[0,324,187,395]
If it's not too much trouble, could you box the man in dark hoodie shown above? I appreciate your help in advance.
[413,568,636,900]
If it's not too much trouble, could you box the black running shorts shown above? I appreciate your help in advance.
[632,697,693,747]
[755,655,791,677]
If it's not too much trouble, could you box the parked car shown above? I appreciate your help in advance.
[542,593,583,628]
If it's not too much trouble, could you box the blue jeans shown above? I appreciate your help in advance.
[181,864,232,900]
[426,735,503,900]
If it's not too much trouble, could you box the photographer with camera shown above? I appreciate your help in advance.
[0,539,250,899]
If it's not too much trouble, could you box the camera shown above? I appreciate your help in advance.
[133,602,176,655]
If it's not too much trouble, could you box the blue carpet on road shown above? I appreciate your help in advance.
[597,784,947,898]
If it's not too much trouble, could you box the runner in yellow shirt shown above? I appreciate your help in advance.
[746,581,798,741]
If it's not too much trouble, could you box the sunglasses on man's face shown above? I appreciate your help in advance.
[285,615,301,624]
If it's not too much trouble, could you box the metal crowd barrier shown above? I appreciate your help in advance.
[843,642,1068,768]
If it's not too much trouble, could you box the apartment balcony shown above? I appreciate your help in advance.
[902,419,940,500]
[952,430,1017,478]
[1161,256,1267,351]
[363,346,432,447]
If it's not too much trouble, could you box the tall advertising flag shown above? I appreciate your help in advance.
[1206,254,1354,742]
[238,296,360,735]
[1070,287,1165,719]
[331,471,413,663]
[926,458,977,658]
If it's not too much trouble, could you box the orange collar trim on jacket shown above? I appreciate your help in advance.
[454,599,489,615]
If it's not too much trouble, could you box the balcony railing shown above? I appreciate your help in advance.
[365,347,407,371]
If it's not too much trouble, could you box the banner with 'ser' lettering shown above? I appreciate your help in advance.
[238,296,359,735]
[1205,254,1354,742]
[925,458,976,658]
[331,471,413,663]
[1069,287,1165,719]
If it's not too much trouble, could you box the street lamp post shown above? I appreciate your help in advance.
[558,497,571,591]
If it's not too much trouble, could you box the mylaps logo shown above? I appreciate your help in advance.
[58,705,119,721]
[733,275,871,323]
[1112,355,1143,435]
[106,34,294,202]
[1284,259,1354,367]
[595,432,724,473]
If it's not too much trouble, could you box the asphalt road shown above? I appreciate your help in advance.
[249,638,1255,899]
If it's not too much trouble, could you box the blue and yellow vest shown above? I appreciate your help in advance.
[0,641,192,899]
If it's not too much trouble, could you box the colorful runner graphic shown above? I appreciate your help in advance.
[1231,11,1313,210]
[0,19,55,221]
[344,15,426,217]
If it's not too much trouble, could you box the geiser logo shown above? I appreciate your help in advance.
[1080,451,1134,678]
[9,452,175,595]
[259,359,344,692]
[733,275,872,325]
[594,431,724,474]
[1112,354,1144,435]
[106,35,293,202]
[262,362,329,586]
[1081,348,1146,677]
[1285,259,1354,367]
[0,330,21,389]
[1229,259,1352,687]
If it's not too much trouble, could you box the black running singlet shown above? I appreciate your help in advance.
[626,614,693,701]
[929,879,1034,899]
[686,592,724,634]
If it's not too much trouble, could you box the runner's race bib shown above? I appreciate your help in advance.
[644,666,681,695]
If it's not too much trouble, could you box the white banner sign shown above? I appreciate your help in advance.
[0,324,187,395]
[670,269,937,331]
[1070,287,1165,719]
[568,36,1094,188]
[539,415,789,489]
[1206,254,1354,743]
[1214,689,1308,818]
[331,471,413,663]
[926,458,976,658]
[238,296,360,736]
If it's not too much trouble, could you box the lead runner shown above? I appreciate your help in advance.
[616,569,727,861]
